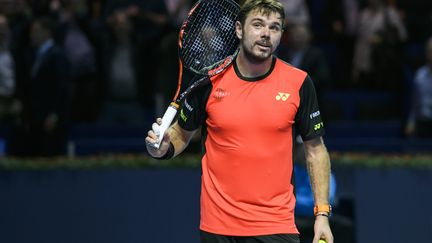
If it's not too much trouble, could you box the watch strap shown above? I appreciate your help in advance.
[314,204,332,216]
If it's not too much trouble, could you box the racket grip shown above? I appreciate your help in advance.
[153,104,178,149]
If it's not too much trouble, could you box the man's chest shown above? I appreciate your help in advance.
[205,76,300,133]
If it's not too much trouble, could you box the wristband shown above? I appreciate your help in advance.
[151,142,175,160]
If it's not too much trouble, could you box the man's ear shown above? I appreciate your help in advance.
[235,21,242,40]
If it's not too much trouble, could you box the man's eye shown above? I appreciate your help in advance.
[270,26,280,31]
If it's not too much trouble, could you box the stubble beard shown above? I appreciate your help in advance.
[242,41,273,65]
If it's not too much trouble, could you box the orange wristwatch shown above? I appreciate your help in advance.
[314,204,332,216]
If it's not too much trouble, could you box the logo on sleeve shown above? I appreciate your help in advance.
[314,122,324,131]
[184,99,193,112]
[276,92,290,101]
[310,110,320,119]
[180,109,188,122]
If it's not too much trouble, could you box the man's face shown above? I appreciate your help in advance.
[236,8,283,63]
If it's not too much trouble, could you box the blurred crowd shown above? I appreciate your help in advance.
[0,0,431,156]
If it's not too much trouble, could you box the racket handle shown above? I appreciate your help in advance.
[153,104,178,149]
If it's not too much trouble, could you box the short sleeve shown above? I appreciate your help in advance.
[294,75,325,140]
[177,84,212,131]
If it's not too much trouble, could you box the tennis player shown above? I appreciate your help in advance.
[146,0,333,242]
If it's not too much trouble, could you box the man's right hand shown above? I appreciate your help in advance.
[145,118,171,158]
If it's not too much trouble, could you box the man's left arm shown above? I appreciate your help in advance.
[304,136,334,243]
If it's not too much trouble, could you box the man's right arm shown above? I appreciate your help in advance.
[166,121,196,157]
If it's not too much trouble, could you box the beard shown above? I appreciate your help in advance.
[242,40,273,64]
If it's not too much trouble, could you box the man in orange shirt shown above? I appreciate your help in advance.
[146,1,333,242]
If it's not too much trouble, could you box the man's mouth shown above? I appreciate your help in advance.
[256,41,271,49]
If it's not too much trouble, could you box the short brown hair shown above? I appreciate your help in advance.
[237,0,285,28]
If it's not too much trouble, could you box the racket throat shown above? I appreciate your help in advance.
[169,102,180,110]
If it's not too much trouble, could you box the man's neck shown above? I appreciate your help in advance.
[235,50,273,78]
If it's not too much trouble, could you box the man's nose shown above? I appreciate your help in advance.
[261,26,270,38]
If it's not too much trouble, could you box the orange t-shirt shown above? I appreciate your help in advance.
[178,57,324,236]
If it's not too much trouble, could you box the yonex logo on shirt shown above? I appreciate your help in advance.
[276,92,290,101]
[314,122,324,131]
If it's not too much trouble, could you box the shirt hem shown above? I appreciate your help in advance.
[200,224,299,236]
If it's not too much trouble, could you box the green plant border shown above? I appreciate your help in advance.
[329,152,432,168]
[1,152,431,170]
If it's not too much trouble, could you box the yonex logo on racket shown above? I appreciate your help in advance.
[275,92,290,101]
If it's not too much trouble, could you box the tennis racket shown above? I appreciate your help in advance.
[152,0,240,148]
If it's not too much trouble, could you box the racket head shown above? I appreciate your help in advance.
[179,0,240,75]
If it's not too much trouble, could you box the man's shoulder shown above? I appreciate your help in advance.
[274,57,308,84]
[276,57,307,74]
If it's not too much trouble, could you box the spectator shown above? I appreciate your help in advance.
[322,0,359,87]
[154,0,192,116]
[55,0,99,122]
[279,0,310,27]
[277,0,311,83]
[12,16,71,156]
[324,0,359,37]
[405,37,432,138]
[398,0,432,42]
[352,0,407,90]
[6,0,33,103]
[122,0,172,112]
[278,24,331,96]
[0,14,15,123]
[98,9,147,124]
[163,0,191,26]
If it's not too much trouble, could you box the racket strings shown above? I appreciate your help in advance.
[180,0,239,74]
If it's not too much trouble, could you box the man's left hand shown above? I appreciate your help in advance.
[313,215,333,243]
